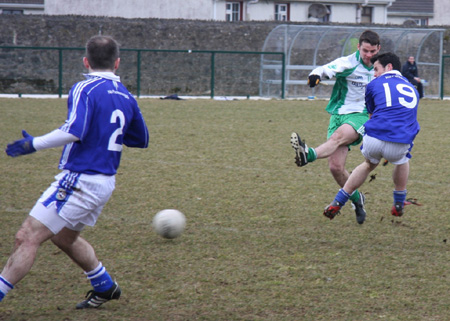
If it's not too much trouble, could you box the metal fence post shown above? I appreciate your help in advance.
[210,52,215,99]
[58,49,63,98]
[281,52,286,99]
[136,50,141,98]
[441,55,448,100]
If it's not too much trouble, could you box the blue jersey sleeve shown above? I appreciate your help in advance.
[123,99,149,148]
[365,83,376,115]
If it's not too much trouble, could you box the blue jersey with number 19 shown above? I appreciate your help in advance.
[58,72,149,175]
[364,70,420,144]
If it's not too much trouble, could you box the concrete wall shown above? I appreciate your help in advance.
[372,5,388,24]
[331,4,358,23]
[430,0,450,26]
[245,2,274,21]
[0,15,279,96]
[45,0,215,20]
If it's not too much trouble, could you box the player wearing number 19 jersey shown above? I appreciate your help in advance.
[323,52,420,221]
[364,69,420,145]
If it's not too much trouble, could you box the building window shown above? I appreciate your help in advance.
[413,18,429,26]
[2,9,24,15]
[361,6,372,23]
[275,3,290,21]
[318,5,331,22]
[226,2,243,21]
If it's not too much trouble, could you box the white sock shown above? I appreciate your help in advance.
[85,262,105,279]
[0,275,14,296]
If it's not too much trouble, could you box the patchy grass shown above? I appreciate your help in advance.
[0,98,449,321]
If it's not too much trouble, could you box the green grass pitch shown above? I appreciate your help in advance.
[0,98,449,320]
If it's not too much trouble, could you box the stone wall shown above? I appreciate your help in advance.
[0,15,449,97]
[0,15,279,96]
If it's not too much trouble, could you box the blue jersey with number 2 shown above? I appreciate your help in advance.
[364,70,420,144]
[59,73,149,175]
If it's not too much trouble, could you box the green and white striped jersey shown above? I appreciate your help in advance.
[311,51,374,115]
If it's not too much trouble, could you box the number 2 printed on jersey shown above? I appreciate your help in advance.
[108,109,125,152]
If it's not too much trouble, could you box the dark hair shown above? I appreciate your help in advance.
[359,30,380,46]
[85,35,119,70]
[370,52,401,72]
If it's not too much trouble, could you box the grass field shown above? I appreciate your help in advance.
[0,97,449,321]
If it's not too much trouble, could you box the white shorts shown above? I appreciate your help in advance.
[30,170,115,234]
[361,135,412,165]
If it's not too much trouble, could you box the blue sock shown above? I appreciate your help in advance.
[393,189,407,206]
[0,275,14,302]
[85,262,114,293]
[334,188,351,206]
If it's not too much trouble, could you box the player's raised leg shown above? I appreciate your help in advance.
[290,132,309,166]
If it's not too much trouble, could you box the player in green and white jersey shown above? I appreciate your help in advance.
[291,30,381,224]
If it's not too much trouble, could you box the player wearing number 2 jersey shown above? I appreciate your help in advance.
[2,36,148,309]
[323,52,420,220]
[60,71,148,175]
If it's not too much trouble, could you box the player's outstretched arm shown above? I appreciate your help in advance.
[5,129,79,157]
[5,130,36,157]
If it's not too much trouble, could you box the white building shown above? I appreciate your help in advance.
[0,0,43,14]
[387,0,449,26]
[428,0,450,26]
[216,0,395,24]
[1,0,448,26]
[42,0,394,24]
[387,0,433,26]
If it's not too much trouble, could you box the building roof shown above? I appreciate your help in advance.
[388,0,433,14]
[0,0,44,4]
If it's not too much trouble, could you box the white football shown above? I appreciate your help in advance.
[153,209,186,239]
